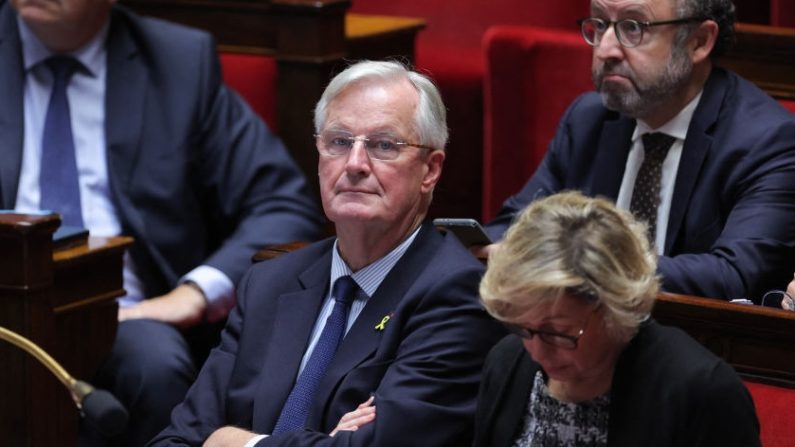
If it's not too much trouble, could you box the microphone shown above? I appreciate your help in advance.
[0,325,128,436]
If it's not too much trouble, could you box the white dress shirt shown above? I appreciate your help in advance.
[616,91,703,254]
[14,18,233,316]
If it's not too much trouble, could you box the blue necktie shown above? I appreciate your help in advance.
[272,276,358,434]
[40,56,84,227]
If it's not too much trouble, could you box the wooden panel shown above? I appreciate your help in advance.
[719,22,795,100]
[0,214,131,446]
[653,292,795,388]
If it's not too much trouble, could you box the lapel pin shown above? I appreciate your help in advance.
[374,314,391,331]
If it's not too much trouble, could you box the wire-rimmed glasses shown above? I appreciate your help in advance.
[578,16,707,48]
[315,132,435,161]
[504,306,600,350]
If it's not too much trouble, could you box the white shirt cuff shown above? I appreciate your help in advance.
[181,265,235,322]
[243,434,268,447]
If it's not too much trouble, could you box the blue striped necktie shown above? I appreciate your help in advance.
[40,56,84,227]
[272,275,358,434]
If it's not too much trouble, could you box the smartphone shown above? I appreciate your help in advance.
[433,218,493,247]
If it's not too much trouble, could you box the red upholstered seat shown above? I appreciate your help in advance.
[771,0,795,27]
[482,26,593,221]
[219,52,278,132]
[349,0,590,219]
[744,380,795,447]
[779,99,795,114]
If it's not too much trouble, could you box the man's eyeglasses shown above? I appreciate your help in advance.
[578,16,707,48]
[315,132,436,161]
[504,307,600,350]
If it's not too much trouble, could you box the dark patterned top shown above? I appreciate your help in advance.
[511,371,610,447]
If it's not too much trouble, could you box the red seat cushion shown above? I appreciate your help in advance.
[745,380,795,447]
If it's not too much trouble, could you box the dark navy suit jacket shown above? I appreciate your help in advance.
[149,224,506,446]
[487,68,795,301]
[473,321,760,447]
[0,2,322,296]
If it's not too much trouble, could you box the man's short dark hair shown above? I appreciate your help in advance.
[677,0,736,57]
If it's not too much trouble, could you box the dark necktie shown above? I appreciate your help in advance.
[40,56,84,227]
[630,132,676,243]
[272,275,358,434]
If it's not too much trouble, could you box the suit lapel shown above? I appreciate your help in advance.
[590,117,635,199]
[252,249,333,431]
[0,4,24,208]
[664,70,724,254]
[491,343,537,447]
[104,9,147,199]
[309,223,443,427]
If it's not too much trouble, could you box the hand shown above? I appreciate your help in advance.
[785,275,795,310]
[118,284,206,328]
[469,242,500,260]
[330,396,376,436]
[203,426,258,447]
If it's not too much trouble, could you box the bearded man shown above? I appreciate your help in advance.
[484,0,795,303]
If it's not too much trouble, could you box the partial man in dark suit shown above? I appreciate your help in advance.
[484,0,795,302]
[1,0,322,445]
[149,60,505,447]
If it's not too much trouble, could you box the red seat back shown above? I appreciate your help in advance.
[482,26,593,221]
[771,0,795,27]
[350,0,589,53]
[219,53,278,131]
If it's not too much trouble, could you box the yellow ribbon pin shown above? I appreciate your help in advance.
[375,315,391,331]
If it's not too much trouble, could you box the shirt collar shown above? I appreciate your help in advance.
[330,226,421,298]
[633,90,704,143]
[17,15,108,77]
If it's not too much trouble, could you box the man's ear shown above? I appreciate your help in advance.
[420,150,445,194]
[690,20,719,64]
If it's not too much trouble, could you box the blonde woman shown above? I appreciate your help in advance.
[474,191,759,447]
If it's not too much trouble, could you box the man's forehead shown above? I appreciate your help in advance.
[324,81,418,132]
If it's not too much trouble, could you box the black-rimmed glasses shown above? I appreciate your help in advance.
[578,16,707,48]
[504,307,600,350]
[315,132,436,161]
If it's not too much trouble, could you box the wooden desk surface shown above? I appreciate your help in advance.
[346,13,425,40]
[654,292,795,387]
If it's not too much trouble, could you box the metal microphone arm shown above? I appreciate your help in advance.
[0,325,128,436]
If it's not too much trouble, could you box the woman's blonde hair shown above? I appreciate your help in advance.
[480,191,660,341]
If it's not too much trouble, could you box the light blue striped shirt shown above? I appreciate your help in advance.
[297,226,421,375]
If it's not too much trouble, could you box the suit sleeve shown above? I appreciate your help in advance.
[192,34,322,286]
[261,263,506,446]
[657,120,795,301]
[147,268,256,446]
